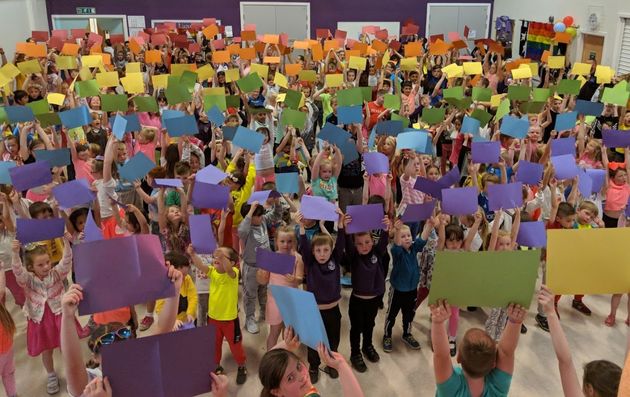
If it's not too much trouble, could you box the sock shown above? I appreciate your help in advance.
[145,312,154,317]
[47,372,57,378]
[448,336,456,343]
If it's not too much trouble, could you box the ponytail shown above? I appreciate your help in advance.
[0,302,15,336]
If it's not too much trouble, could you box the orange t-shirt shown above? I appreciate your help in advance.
[0,325,13,354]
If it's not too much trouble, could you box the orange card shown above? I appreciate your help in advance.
[145,50,162,64]
[101,53,112,65]
[451,40,468,50]
[241,30,256,41]
[21,43,47,58]
[323,40,340,51]
[488,41,505,55]
[352,42,368,55]
[129,38,142,55]
[239,47,256,60]
[293,40,310,50]
[90,44,103,54]
[311,43,323,61]
[212,50,230,64]
[285,64,303,76]
[202,24,219,39]
[61,43,80,56]
[554,32,571,44]
[254,41,266,53]
[541,50,550,63]
[16,42,29,54]
[345,50,361,58]
[371,40,388,53]
[263,56,280,64]
[429,40,450,56]
[404,42,423,57]
[227,44,241,55]
[263,34,279,44]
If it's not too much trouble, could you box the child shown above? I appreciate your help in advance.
[0,270,16,397]
[133,127,159,164]
[157,186,190,255]
[0,193,21,307]
[189,245,247,385]
[601,146,630,228]
[575,201,605,229]
[383,218,435,353]
[238,202,271,334]
[66,130,95,184]
[12,235,81,394]
[226,149,256,254]
[257,226,304,350]
[430,299,526,396]
[155,251,197,330]
[91,136,122,239]
[311,145,342,203]
[398,154,426,237]
[298,209,345,383]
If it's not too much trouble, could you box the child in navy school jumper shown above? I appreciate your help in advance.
[344,213,390,373]
[383,218,434,353]
[298,209,345,384]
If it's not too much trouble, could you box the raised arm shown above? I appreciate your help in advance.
[103,136,115,183]
[495,303,526,375]
[430,300,455,383]
[61,285,89,397]
[463,211,483,251]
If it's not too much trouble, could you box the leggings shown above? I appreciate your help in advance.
[307,305,341,369]
[449,307,459,338]
[603,213,620,228]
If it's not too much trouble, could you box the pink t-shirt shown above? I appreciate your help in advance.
[137,112,162,131]
[134,141,157,164]
[368,174,387,197]
[73,158,94,184]
[605,181,630,211]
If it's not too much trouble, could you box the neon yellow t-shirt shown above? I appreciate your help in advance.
[207,266,239,321]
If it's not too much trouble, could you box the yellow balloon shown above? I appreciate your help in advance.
[566,27,577,37]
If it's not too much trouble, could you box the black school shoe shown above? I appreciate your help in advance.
[323,366,339,379]
[350,353,367,373]
[521,324,528,334]
[535,314,549,332]
[382,336,393,353]
[309,367,319,384]
[362,345,380,362]
[449,339,457,357]
[236,366,247,385]
[402,334,421,350]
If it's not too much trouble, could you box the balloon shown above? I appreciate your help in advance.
[554,22,566,33]
[566,27,577,37]
[563,16,574,26]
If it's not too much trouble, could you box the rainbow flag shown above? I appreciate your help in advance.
[525,22,554,61]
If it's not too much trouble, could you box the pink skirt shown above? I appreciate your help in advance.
[27,304,85,357]
[265,293,283,326]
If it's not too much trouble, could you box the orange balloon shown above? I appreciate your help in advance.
[563,16,574,26]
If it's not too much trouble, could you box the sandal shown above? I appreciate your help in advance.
[604,314,616,327]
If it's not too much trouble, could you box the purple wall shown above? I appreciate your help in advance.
[46,0,493,37]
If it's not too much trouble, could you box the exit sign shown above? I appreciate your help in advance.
[76,7,96,15]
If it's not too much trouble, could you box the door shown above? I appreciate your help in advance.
[581,34,604,63]
[241,2,310,41]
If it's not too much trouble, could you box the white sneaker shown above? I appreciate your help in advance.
[246,317,259,334]
[47,373,60,394]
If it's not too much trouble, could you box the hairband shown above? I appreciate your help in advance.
[609,162,626,171]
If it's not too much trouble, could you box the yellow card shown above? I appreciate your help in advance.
[224,68,240,83]
[95,71,119,88]
[571,62,592,76]
[400,57,417,71]
[57,56,78,70]
[441,63,463,78]
[348,56,367,70]
[547,228,630,294]
[196,64,215,82]
[490,94,506,108]
[0,73,10,87]
[0,63,21,79]
[204,87,225,96]
[463,62,483,75]
[152,74,169,89]
[577,75,587,88]
[547,56,565,69]
[528,62,539,76]
[79,67,93,82]
[274,72,288,88]
[171,64,196,76]
[511,66,532,80]
[82,55,104,68]
[68,75,79,92]
[47,93,66,106]
[382,51,390,67]
[250,64,269,79]
[595,65,613,84]
[17,59,41,74]
[325,74,344,88]
[120,72,144,94]
[276,93,286,102]
[126,62,141,74]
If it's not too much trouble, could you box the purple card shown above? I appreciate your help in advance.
[551,155,579,180]
[256,247,296,275]
[626,197,630,218]
[52,179,95,209]
[346,204,385,233]
[602,129,630,148]
[196,164,227,184]
[102,325,216,397]
[74,234,176,315]
[300,195,337,221]
[414,177,443,200]
[189,214,217,254]
[247,189,281,204]
[400,201,436,222]
[471,141,500,164]
[9,161,52,191]
[516,221,546,248]
[500,115,529,139]
[153,178,183,188]
[16,218,65,244]
[551,137,576,157]
[84,209,103,242]
[585,168,606,193]
[487,182,524,211]
[191,181,230,209]
[438,165,461,188]
[515,160,544,185]
[363,152,390,174]
[441,187,478,215]
[577,169,593,197]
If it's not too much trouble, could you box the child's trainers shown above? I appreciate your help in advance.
[520,324,528,334]
[309,367,319,384]
[46,373,60,395]
[350,354,367,373]
[535,314,549,332]
[362,345,380,362]
[382,336,393,353]
[572,299,592,315]
[402,334,421,350]
[138,315,154,331]
[245,317,259,334]
[236,366,247,385]
[448,339,457,357]
[215,365,224,375]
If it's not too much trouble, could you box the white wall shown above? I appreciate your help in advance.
[492,0,630,71]
[0,0,48,56]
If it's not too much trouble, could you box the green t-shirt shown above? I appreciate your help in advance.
[165,189,181,207]
[320,93,333,123]
[436,367,512,397]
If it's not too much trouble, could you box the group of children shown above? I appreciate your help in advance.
[0,17,628,397]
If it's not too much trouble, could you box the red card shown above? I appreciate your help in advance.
[71,29,87,39]
[362,25,378,34]
[402,24,420,36]
[52,29,68,40]
[464,25,470,38]
[31,31,49,42]
[279,33,289,47]
[244,23,256,31]
[335,30,347,40]
[190,23,204,31]
[137,32,150,43]
[188,43,201,53]
[448,32,461,42]
[151,34,167,45]
[203,18,217,26]
[48,37,64,51]
[430,34,444,43]
[375,29,389,40]
[316,28,331,39]
[389,40,401,51]
[87,33,103,46]
[109,34,124,45]
[172,35,189,48]
[212,39,225,50]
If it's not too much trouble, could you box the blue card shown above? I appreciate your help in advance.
[59,106,91,128]
[461,116,480,135]
[585,168,606,194]
[52,179,95,209]
[577,169,593,197]
[318,122,350,146]
[500,115,529,139]
[338,138,359,165]
[0,161,16,184]
[206,105,225,126]
[161,109,185,124]
[396,130,428,152]
[122,113,141,132]
[275,172,299,194]
[118,153,155,182]
[375,120,403,136]
[112,115,128,140]
[232,126,264,153]
[5,106,35,123]
[554,111,578,132]
[34,149,71,167]
[164,115,197,137]
[221,126,237,140]
[368,128,376,150]
[574,100,604,116]
[270,285,330,350]
[336,105,363,125]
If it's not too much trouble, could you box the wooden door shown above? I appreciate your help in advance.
[581,34,604,63]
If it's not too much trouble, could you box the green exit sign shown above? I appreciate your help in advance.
[76,7,96,15]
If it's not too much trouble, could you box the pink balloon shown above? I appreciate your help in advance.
[563,16,574,26]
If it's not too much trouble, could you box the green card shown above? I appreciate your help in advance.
[133,96,159,113]
[601,82,630,106]
[75,80,100,98]
[361,87,373,102]
[298,70,317,82]
[532,88,551,102]
[556,79,580,95]
[226,95,241,108]
[428,250,540,307]
[421,107,446,124]
[100,94,129,112]
[507,85,531,101]
[383,94,401,111]
[281,108,307,129]
[249,107,271,114]
[472,87,492,102]
[0,107,6,124]
[237,72,263,93]
[57,56,78,70]
[35,112,61,128]
[337,88,363,107]
[470,108,493,127]
[204,95,227,111]
[445,97,472,110]
[495,98,510,121]
[284,89,302,110]
[179,70,198,93]
[391,112,410,128]
[26,99,50,115]
[443,86,464,100]
[165,82,192,104]
[519,101,546,115]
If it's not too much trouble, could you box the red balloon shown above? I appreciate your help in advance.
[563,16,574,26]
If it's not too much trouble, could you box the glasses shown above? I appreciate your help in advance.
[94,327,132,351]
